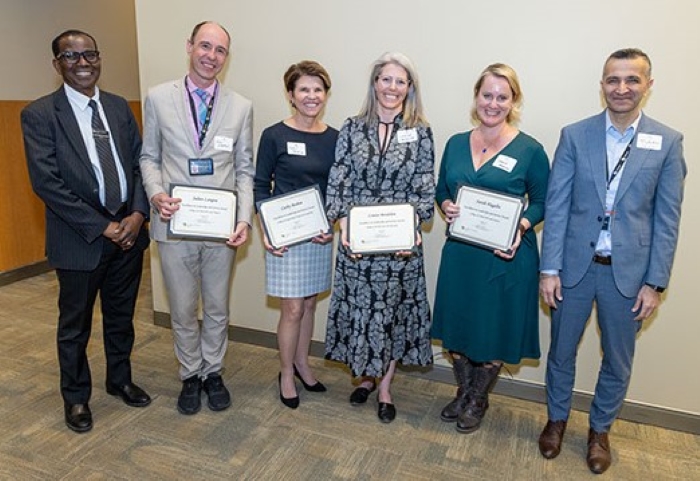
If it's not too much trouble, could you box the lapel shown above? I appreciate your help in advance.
[171,78,199,153]
[53,88,98,184]
[584,111,608,208]
[615,114,653,202]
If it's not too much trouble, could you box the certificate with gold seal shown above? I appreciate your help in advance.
[168,185,237,241]
[257,185,330,250]
[448,185,524,252]
[347,203,416,255]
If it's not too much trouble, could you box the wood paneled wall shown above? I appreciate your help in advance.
[0,100,142,273]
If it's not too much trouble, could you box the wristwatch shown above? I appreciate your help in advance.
[645,283,666,293]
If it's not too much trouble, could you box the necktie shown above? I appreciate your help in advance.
[88,99,122,215]
[194,88,208,130]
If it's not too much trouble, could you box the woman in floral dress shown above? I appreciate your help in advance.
[325,52,435,423]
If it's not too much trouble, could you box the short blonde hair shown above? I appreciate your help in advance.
[470,63,523,125]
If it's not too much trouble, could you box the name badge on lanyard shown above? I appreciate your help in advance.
[189,158,214,176]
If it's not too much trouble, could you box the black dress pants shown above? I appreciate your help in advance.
[55,236,145,404]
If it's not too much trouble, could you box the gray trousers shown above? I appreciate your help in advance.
[158,241,236,380]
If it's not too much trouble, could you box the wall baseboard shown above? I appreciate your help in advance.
[0,260,51,287]
[153,311,699,435]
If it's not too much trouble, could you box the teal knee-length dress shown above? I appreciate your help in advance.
[432,130,550,364]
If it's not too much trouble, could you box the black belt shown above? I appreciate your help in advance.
[593,254,612,265]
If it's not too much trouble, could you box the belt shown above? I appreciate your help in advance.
[592,254,612,265]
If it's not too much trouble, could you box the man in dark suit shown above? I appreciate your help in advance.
[538,48,686,474]
[21,30,152,433]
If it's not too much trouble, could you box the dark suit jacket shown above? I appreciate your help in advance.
[21,87,149,271]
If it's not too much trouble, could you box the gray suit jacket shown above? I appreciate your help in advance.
[139,78,254,243]
[540,111,686,297]
[21,87,149,270]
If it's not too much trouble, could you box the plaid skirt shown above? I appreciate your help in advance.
[265,240,332,298]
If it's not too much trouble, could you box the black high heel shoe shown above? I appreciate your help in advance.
[293,365,327,392]
[278,373,299,409]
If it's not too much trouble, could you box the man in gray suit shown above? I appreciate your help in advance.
[537,48,686,474]
[140,21,254,415]
[22,30,151,433]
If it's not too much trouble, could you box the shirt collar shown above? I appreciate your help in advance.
[605,110,642,137]
[63,83,100,111]
[185,75,218,97]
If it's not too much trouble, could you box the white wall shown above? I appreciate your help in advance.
[135,0,700,415]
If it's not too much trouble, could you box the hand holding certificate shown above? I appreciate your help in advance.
[168,185,237,240]
[347,203,416,255]
[448,186,524,252]
[257,185,330,250]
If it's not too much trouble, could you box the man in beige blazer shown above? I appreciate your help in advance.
[140,21,254,415]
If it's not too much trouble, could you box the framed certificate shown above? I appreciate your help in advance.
[168,185,237,241]
[448,185,525,252]
[347,203,416,255]
[256,185,330,249]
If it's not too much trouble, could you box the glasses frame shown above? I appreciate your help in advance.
[56,50,101,65]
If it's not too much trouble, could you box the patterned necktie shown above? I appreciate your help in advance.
[194,88,208,130]
[88,99,122,215]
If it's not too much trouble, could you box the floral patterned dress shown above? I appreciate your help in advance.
[324,115,435,377]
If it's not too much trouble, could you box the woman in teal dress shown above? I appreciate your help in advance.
[432,63,550,434]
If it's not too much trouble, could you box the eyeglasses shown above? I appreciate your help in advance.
[56,50,101,65]
[376,76,410,88]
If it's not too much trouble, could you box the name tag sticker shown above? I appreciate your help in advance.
[188,158,214,176]
[636,133,662,151]
[493,154,518,173]
[396,128,418,143]
[287,142,307,156]
[214,135,234,152]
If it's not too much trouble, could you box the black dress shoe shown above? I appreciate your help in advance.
[106,382,152,407]
[279,373,299,409]
[293,365,327,392]
[377,402,396,423]
[349,382,376,406]
[64,403,93,433]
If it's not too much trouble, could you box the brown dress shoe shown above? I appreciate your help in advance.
[539,420,567,459]
[587,429,611,474]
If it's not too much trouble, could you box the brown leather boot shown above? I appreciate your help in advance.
[538,420,567,459]
[587,429,611,474]
[440,355,473,422]
[455,363,501,433]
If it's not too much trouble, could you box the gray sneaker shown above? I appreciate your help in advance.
[203,373,231,411]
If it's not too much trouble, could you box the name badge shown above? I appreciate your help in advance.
[287,142,307,156]
[396,128,418,143]
[214,135,234,152]
[189,158,214,176]
[493,154,517,173]
[636,133,662,151]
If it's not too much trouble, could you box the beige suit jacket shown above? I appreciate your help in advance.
[139,78,254,243]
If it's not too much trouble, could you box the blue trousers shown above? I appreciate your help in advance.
[545,262,642,432]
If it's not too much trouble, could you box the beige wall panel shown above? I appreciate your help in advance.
[0,0,140,100]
